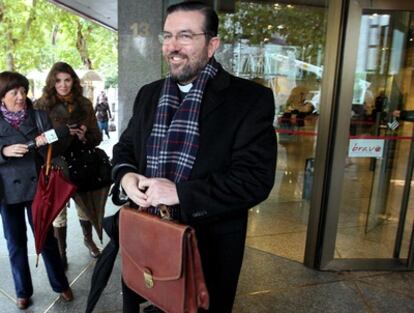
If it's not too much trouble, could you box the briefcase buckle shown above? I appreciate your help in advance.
[159,205,172,220]
[143,269,154,288]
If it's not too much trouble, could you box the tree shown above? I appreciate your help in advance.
[219,2,326,64]
[76,20,93,69]
[0,0,40,71]
[0,0,117,78]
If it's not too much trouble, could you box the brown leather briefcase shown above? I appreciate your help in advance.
[119,206,209,313]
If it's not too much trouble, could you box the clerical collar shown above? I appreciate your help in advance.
[177,83,193,93]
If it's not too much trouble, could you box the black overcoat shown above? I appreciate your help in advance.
[0,108,51,204]
[112,66,277,312]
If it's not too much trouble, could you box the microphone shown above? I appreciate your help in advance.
[26,125,70,149]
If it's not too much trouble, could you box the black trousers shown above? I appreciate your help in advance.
[122,221,247,313]
[122,279,145,312]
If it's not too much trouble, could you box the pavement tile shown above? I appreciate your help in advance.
[237,247,345,295]
[356,280,414,313]
[234,281,368,313]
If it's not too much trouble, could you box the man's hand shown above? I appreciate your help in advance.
[138,177,179,207]
[120,173,149,207]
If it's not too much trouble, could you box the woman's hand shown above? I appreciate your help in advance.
[2,144,29,158]
[35,134,48,147]
[69,125,87,142]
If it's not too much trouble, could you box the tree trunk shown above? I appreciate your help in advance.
[76,21,93,69]
[51,25,59,45]
[6,28,15,71]
[24,0,37,37]
[1,0,36,71]
[0,1,5,22]
[6,52,14,71]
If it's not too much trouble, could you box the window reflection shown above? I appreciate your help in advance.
[214,1,328,262]
[216,2,325,119]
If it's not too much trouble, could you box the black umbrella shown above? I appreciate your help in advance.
[85,210,120,313]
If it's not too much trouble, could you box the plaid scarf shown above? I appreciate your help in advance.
[145,58,219,215]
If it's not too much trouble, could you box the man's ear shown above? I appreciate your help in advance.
[207,37,221,59]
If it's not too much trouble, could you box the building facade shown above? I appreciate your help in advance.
[116,0,414,271]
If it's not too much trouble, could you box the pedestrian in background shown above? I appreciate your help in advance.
[393,109,414,121]
[95,91,112,139]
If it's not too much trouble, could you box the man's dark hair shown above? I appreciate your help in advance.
[166,1,219,37]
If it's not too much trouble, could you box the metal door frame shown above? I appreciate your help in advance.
[305,0,414,271]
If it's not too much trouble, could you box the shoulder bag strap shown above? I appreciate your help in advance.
[33,109,46,133]
[33,109,53,168]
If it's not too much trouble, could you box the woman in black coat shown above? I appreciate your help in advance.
[0,71,73,310]
[35,62,106,269]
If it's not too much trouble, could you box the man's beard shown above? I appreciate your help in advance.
[168,53,209,84]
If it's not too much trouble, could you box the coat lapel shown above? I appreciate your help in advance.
[145,82,164,137]
[0,118,15,137]
[0,113,36,140]
[18,113,37,137]
[200,67,230,120]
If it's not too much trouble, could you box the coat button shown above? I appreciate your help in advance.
[31,177,36,182]
[13,179,21,184]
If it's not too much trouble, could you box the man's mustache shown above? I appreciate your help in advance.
[167,52,187,59]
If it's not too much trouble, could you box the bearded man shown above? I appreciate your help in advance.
[112,2,277,312]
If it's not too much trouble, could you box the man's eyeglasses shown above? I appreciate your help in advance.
[158,31,210,45]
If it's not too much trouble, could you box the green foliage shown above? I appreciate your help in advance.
[104,74,118,89]
[219,2,326,62]
[0,0,117,78]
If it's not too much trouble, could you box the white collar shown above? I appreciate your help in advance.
[177,83,193,93]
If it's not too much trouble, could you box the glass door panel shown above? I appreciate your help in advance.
[335,10,414,260]
[214,0,329,262]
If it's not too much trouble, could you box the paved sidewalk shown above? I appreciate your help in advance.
[2,208,414,313]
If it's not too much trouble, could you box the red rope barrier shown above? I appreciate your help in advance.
[275,129,414,140]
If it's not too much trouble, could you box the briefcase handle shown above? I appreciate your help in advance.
[158,205,172,220]
[135,204,173,221]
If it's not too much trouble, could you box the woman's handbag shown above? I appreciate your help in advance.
[108,122,116,132]
[64,147,112,192]
[119,205,209,313]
